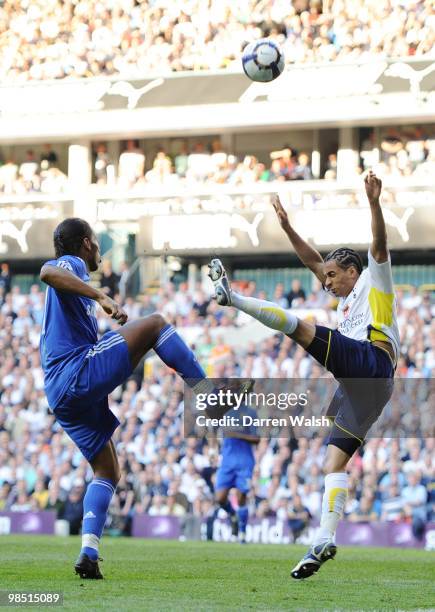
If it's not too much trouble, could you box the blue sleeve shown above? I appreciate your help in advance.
[43,256,84,278]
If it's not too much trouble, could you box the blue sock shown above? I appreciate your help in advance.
[81,478,116,560]
[153,324,208,383]
[237,506,249,534]
[154,325,233,418]
[221,500,235,516]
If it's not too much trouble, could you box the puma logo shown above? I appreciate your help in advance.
[0,220,32,253]
[385,62,435,98]
[107,79,164,109]
[383,207,414,242]
[230,213,264,246]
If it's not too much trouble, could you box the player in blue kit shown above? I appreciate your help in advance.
[40,217,234,579]
[213,408,259,543]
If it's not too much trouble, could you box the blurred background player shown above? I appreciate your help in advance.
[40,218,237,579]
[209,172,399,578]
[211,405,259,543]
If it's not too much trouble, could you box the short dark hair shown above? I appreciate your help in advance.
[53,218,93,258]
[324,247,363,275]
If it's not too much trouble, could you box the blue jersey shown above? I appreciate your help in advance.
[215,407,257,493]
[40,255,98,408]
[221,407,257,466]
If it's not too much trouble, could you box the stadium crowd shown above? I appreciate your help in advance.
[1,126,434,196]
[0,146,68,196]
[0,267,433,540]
[0,0,433,82]
[94,128,435,189]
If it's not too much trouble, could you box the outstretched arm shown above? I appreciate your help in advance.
[271,195,325,284]
[40,264,128,324]
[364,171,388,263]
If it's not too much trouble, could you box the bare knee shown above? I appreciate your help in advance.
[236,491,247,506]
[90,442,122,485]
[290,319,316,349]
[147,313,167,333]
[112,467,122,485]
[323,459,345,475]
[94,466,121,485]
[323,445,351,475]
[215,490,227,506]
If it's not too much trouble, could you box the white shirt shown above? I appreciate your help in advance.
[336,250,400,361]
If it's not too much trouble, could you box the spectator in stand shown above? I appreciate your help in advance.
[270,147,296,180]
[381,128,404,163]
[0,483,12,510]
[19,150,39,191]
[109,474,134,535]
[262,158,287,182]
[348,494,379,523]
[286,279,306,308]
[10,492,33,512]
[40,166,68,194]
[100,259,119,299]
[288,494,311,540]
[32,478,50,509]
[145,150,174,185]
[273,283,289,308]
[0,160,18,194]
[45,483,65,517]
[192,290,211,318]
[118,140,145,189]
[324,153,338,180]
[60,482,84,535]
[174,142,189,179]
[360,130,378,171]
[40,144,58,170]
[186,142,212,183]
[381,484,404,522]
[230,155,260,185]
[94,143,113,185]
[405,127,427,170]
[0,263,11,295]
[291,153,313,180]
[402,472,428,522]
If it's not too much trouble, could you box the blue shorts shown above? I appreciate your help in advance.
[305,325,395,455]
[53,331,132,462]
[215,460,254,494]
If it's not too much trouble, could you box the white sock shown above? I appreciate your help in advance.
[231,292,298,335]
[82,533,100,553]
[192,378,215,396]
[313,472,348,546]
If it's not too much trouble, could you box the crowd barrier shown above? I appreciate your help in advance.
[2,512,433,551]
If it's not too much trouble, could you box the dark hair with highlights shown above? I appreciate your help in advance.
[324,247,363,275]
[53,218,93,258]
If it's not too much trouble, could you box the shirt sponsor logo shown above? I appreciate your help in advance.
[338,312,364,333]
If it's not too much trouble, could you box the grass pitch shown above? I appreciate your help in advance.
[0,536,434,611]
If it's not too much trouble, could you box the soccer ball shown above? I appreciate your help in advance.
[242,39,285,83]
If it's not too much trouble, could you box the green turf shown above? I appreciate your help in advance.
[0,536,434,611]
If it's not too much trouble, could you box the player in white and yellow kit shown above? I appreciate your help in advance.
[208,172,399,578]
